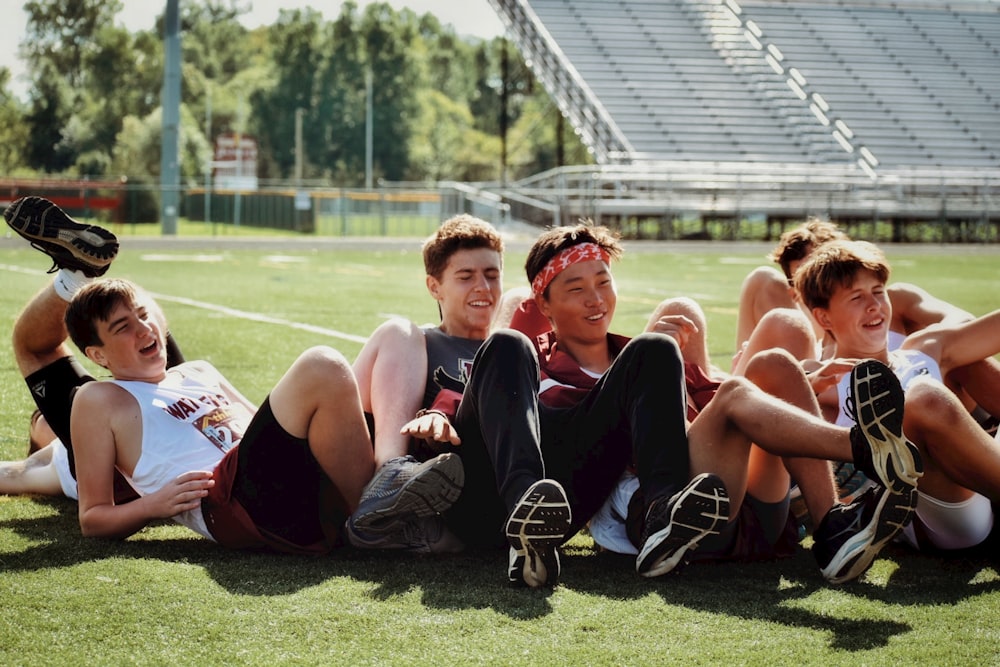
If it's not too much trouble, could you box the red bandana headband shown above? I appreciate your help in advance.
[531,242,611,296]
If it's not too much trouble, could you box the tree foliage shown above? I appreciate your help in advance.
[2,1,588,185]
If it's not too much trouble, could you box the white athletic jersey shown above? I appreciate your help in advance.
[834,349,943,428]
[887,330,907,351]
[111,362,253,539]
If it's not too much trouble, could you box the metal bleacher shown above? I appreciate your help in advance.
[485,0,1000,240]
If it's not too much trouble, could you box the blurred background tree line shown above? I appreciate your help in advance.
[0,0,591,188]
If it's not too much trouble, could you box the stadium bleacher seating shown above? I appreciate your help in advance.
[486,0,1000,236]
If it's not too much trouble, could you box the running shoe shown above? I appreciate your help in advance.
[636,473,730,578]
[812,482,917,584]
[345,514,464,554]
[349,453,464,532]
[506,479,572,588]
[4,196,118,277]
[847,359,923,495]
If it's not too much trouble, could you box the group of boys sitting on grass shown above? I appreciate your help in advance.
[2,197,997,588]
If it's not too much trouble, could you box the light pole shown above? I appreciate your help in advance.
[160,0,181,235]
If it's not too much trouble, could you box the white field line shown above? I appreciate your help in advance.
[0,263,369,345]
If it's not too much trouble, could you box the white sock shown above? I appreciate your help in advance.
[52,268,93,302]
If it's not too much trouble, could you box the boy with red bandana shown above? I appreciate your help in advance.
[406,223,923,587]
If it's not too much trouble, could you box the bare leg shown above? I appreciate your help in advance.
[903,378,1000,503]
[946,357,1000,421]
[268,346,375,512]
[742,349,837,526]
[689,372,857,517]
[645,296,712,373]
[735,266,796,349]
[352,319,427,467]
[0,446,64,496]
[494,286,533,330]
[732,307,818,375]
[13,283,75,377]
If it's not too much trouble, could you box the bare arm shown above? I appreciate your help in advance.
[73,382,214,539]
[888,282,973,334]
[902,309,1000,374]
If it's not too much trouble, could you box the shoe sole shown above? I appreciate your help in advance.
[506,480,572,588]
[350,453,465,531]
[637,473,730,578]
[821,485,917,584]
[4,196,118,275]
[851,360,923,494]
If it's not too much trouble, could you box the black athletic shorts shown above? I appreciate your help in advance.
[24,356,95,476]
[230,397,347,547]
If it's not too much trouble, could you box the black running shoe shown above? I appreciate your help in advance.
[506,479,572,588]
[813,483,917,584]
[4,196,118,277]
[636,473,729,578]
[847,359,923,495]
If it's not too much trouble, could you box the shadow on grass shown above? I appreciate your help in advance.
[3,498,998,634]
[557,539,1000,651]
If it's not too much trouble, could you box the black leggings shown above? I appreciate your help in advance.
[446,330,692,548]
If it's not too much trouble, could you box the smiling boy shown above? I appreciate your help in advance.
[407,223,922,587]
[345,215,503,552]
[797,239,1000,551]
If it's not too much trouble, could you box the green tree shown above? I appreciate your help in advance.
[23,60,75,172]
[251,8,327,179]
[22,0,123,90]
[313,2,367,182]
[409,89,501,182]
[361,2,420,182]
[0,69,30,173]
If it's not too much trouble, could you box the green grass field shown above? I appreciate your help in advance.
[1,235,998,666]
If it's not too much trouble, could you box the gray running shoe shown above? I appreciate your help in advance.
[506,479,572,588]
[636,473,729,578]
[4,196,118,277]
[345,514,465,554]
[349,453,464,532]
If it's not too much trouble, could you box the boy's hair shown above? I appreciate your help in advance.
[794,240,891,310]
[422,215,504,280]
[769,218,849,280]
[65,278,145,351]
[525,221,623,297]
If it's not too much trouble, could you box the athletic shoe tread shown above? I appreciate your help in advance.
[4,196,118,277]
[506,479,571,588]
[636,473,729,578]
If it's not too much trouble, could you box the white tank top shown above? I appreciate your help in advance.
[111,362,253,538]
[834,349,943,428]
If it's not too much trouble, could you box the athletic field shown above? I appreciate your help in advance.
[1,231,998,665]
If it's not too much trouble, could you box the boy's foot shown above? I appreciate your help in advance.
[847,359,923,495]
[349,453,464,532]
[636,473,729,578]
[345,514,465,554]
[813,483,917,584]
[506,479,572,588]
[4,196,119,277]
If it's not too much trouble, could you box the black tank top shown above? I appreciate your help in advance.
[422,326,484,407]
